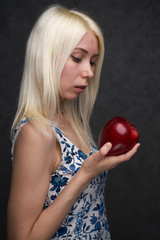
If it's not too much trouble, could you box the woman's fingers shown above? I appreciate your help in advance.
[82,143,140,177]
[115,143,140,163]
[100,142,112,156]
[106,143,140,169]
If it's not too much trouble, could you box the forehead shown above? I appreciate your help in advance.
[75,31,99,54]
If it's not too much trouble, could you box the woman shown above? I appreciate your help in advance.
[7,5,140,240]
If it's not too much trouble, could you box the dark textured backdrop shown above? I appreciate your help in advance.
[1,0,160,239]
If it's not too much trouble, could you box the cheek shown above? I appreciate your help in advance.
[60,67,70,93]
[60,62,75,85]
[61,61,71,79]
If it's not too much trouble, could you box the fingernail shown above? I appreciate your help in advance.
[101,142,112,155]
[105,142,112,149]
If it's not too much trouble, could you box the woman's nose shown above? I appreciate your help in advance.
[81,61,94,79]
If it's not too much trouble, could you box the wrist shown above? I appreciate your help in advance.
[75,166,92,190]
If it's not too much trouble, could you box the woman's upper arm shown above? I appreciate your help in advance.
[7,123,56,239]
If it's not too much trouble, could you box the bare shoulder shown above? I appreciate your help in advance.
[15,121,55,146]
[13,121,57,175]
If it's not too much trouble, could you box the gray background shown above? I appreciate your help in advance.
[1,0,160,239]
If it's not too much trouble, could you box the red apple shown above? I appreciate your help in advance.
[99,116,139,156]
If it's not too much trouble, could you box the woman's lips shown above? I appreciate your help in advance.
[75,85,87,93]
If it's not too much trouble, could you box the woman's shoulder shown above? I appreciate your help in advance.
[12,118,59,174]
[16,119,56,149]
[12,118,57,161]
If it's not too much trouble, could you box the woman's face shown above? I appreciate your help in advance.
[60,31,99,100]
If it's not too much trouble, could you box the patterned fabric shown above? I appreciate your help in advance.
[11,118,111,240]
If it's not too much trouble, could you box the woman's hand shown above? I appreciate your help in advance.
[80,142,140,181]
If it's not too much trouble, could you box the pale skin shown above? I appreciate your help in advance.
[7,31,140,240]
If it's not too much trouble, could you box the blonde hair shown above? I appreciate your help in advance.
[12,5,105,150]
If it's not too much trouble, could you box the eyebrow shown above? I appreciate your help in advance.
[74,47,99,57]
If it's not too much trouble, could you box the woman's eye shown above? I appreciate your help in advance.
[71,55,82,63]
[71,55,96,67]
[90,61,96,67]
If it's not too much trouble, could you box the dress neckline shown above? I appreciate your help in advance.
[51,123,93,157]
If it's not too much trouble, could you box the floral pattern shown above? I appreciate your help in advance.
[11,118,111,240]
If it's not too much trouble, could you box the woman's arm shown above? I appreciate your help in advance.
[7,122,140,240]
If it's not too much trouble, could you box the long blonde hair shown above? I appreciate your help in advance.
[12,5,105,149]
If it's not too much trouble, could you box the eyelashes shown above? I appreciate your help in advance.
[71,55,96,67]
[71,55,82,63]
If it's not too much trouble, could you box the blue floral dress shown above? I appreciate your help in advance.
[11,118,111,240]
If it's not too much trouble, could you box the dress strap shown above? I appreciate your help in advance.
[11,117,29,164]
